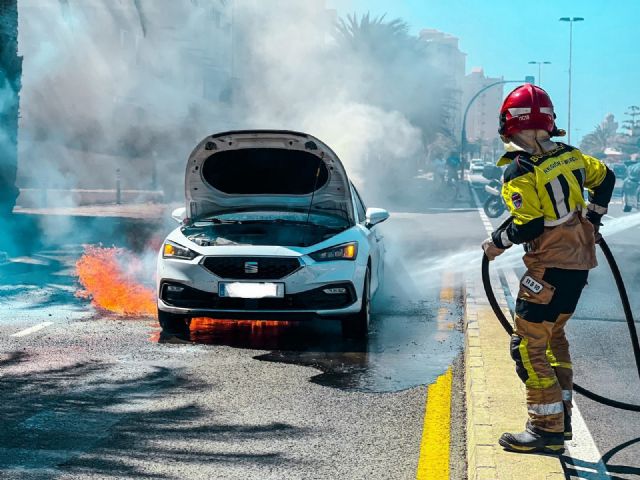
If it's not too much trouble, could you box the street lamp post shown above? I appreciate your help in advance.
[527,60,551,87]
[460,77,533,178]
[559,16,584,144]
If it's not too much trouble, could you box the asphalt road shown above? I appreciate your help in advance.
[0,203,480,479]
[475,183,640,479]
[9,179,635,479]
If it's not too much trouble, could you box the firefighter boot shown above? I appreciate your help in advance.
[564,403,572,441]
[499,423,565,454]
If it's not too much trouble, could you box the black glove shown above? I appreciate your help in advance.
[585,210,603,244]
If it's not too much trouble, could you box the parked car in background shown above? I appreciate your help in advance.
[469,159,496,189]
[470,158,485,174]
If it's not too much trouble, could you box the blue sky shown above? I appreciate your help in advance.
[327,0,640,144]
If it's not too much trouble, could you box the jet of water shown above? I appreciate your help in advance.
[601,211,640,237]
[403,211,640,285]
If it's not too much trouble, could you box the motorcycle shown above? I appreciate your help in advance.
[483,179,506,218]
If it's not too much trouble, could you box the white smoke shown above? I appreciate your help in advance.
[17,0,446,208]
[228,0,431,202]
[17,0,234,200]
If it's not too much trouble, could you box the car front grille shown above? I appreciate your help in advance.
[160,281,356,311]
[202,256,301,280]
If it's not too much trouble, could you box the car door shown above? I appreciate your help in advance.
[351,184,383,292]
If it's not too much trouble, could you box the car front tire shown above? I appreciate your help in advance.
[341,268,371,339]
[158,309,191,336]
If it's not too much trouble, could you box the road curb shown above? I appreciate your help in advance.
[464,269,565,479]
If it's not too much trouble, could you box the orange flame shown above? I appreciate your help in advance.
[76,245,296,327]
[191,318,291,329]
[76,245,156,316]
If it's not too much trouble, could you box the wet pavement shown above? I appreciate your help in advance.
[157,292,463,393]
[0,206,477,479]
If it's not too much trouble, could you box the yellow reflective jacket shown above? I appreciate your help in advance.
[491,143,615,249]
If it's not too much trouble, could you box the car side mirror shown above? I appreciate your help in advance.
[365,207,390,228]
[171,207,187,223]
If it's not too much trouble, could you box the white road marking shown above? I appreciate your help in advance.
[503,269,521,293]
[470,182,612,478]
[470,187,498,237]
[11,322,54,337]
[565,404,612,478]
[9,257,49,266]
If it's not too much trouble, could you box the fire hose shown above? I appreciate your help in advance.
[482,237,640,412]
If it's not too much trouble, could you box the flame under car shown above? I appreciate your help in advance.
[157,130,389,337]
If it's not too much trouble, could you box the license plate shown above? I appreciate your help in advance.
[218,282,285,299]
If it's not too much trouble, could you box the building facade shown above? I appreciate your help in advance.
[462,67,504,159]
[418,29,466,138]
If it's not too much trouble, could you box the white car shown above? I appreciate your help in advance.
[157,130,389,337]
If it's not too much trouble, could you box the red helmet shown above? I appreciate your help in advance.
[499,84,555,136]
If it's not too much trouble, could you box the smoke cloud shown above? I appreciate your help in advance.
[16,0,453,209]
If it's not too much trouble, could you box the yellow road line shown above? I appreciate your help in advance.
[439,270,455,303]
[437,270,456,337]
[416,368,452,480]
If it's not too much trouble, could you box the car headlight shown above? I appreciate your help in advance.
[310,242,358,261]
[162,241,198,260]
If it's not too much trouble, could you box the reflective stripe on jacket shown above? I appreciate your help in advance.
[492,143,615,251]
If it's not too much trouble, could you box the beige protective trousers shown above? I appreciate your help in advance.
[512,313,574,432]
[511,214,595,432]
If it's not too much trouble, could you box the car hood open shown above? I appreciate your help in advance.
[184,130,354,225]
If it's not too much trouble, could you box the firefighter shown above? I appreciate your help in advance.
[482,84,615,454]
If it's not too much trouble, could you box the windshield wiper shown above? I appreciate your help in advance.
[197,218,243,224]
[198,218,343,228]
[255,219,344,228]
[198,218,302,225]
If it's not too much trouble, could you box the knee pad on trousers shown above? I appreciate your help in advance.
[510,335,529,384]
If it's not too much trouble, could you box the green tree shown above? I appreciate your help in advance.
[335,13,413,58]
[333,13,456,145]
[622,105,640,135]
[618,106,640,155]
[580,113,618,158]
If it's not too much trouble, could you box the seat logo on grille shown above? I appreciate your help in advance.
[244,261,259,274]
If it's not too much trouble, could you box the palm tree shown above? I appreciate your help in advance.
[580,114,619,157]
[333,12,455,145]
[335,13,412,57]
[580,124,610,157]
